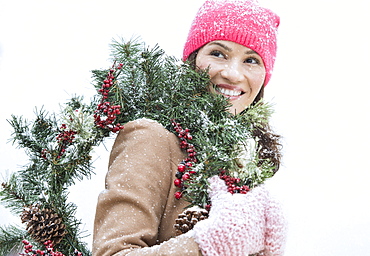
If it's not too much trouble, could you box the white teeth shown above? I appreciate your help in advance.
[215,86,242,96]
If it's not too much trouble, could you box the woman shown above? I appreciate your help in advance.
[93,0,286,255]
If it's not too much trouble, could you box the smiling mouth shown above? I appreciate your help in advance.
[213,84,245,97]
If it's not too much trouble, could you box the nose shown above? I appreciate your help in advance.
[220,61,245,84]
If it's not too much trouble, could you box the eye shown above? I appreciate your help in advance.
[210,50,225,58]
[244,57,260,65]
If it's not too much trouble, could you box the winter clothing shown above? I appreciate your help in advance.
[182,0,280,86]
[192,176,286,256]
[92,119,201,256]
[92,118,286,256]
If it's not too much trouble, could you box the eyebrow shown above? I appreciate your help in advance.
[209,41,232,52]
[208,41,257,55]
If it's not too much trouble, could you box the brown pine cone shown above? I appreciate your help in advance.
[21,204,67,245]
[174,207,209,235]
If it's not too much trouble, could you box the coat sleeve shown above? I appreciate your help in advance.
[92,118,202,256]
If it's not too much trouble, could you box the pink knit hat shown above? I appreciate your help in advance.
[183,0,280,86]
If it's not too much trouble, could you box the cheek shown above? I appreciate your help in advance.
[197,61,218,79]
[250,69,266,89]
[196,54,222,77]
[206,67,219,80]
[195,54,208,70]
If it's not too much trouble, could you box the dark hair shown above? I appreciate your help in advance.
[188,50,282,172]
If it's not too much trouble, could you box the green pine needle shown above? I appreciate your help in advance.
[1,37,276,254]
[0,225,29,256]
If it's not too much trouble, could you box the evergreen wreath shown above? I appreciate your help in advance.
[0,38,276,255]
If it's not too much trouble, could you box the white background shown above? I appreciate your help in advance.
[1,0,370,255]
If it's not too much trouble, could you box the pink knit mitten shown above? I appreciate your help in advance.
[191,176,286,256]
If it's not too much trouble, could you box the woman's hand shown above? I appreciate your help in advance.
[191,176,286,256]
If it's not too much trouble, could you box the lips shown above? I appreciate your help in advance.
[213,84,245,98]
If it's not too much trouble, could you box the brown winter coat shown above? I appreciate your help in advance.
[92,118,202,256]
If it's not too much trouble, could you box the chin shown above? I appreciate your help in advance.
[227,106,241,115]
[228,101,250,115]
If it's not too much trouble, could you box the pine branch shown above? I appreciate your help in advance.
[8,115,43,156]
[238,100,274,127]
[1,96,102,255]
[0,173,34,214]
[0,225,29,256]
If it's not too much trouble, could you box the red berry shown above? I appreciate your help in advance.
[205,204,211,211]
[182,173,190,181]
[174,179,182,187]
[177,164,186,172]
[174,191,182,199]
[180,141,188,148]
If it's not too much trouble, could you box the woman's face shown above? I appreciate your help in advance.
[195,40,266,115]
